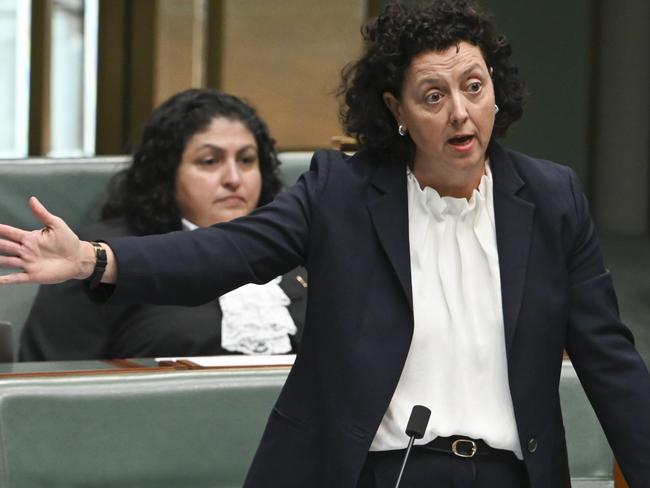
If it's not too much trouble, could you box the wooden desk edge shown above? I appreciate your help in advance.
[0,359,293,379]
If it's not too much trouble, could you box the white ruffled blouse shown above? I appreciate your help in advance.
[182,219,297,355]
[369,162,522,459]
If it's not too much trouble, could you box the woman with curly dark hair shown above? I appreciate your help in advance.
[19,88,306,360]
[2,2,649,487]
[338,1,524,165]
[102,88,283,235]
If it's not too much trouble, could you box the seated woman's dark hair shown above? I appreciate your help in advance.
[338,0,525,163]
[101,89,282,235]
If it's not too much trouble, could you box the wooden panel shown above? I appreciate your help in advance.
[28,0,52,156]
[154,0,207,105]
[206,0,224,88]
[96,0,157,154]
[219,0,368,150]
[95,0,127,154]
[127,0,157,149]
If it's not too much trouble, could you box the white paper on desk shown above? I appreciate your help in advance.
[155,354,296,368]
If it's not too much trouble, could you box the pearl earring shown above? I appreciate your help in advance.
[494,104,499,114]
[398,124,408,136]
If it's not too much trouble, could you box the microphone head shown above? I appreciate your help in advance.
[405,405,431,439]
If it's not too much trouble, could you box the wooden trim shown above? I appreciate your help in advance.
[157,359,293,372]
[104,359,149,369]
[28,0,52,156]
[205,0,224,89]
[96,0,128,154]
[331,135,358,151]
[0,365,181,380]
[192,0,208,88]
[96,0,157,154]
[614,461,629,488]
[0,361,291,379]
[125,0,157,152]
[153,0,208,105]
[365,0,382,18]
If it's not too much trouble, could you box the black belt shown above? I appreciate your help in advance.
[420,435,517,461]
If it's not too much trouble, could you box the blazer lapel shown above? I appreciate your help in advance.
[490,143,535,358]
[367,161,413,311]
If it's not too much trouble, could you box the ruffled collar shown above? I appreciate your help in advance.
[407,161,492,219]
[181,217,296,355]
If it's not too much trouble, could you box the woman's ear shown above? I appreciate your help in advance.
[382,92,401,123]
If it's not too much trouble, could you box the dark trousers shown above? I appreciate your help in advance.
[358,447,530,488]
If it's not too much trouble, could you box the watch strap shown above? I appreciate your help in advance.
[88,241,107,289]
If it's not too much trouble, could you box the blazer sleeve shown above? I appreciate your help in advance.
[104,150,333,307]
[563,168,650,486]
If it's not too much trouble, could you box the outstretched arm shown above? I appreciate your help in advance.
[0,197,118,285]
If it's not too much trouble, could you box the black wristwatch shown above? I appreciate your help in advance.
[88,241,107,289]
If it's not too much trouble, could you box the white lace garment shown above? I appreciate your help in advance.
[219,277,297,355]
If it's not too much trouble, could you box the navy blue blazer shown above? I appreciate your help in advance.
[106,142,650,487]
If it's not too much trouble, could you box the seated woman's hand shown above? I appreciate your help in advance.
[0,197,92,285]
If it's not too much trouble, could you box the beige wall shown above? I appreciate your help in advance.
[219,0,368,149]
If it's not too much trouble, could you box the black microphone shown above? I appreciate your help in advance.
[394,405,431,488]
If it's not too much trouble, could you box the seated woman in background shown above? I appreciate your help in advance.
[19,88,307,361]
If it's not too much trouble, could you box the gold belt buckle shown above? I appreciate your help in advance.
[451,439,477,458]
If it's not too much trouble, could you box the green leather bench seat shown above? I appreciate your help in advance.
[0,368,288,488]
[559,360,614,487]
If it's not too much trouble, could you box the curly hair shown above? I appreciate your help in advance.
[338,0,525,163]
[101,89,283,235]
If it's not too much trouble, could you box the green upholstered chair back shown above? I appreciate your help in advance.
[0,157,131,233]
[0,153,314,359]
[0,152,313,233]
[277,151,313,186]
[0,368,287,488]
[0,153,313,232]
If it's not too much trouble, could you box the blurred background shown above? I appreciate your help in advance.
[0,0,648,356]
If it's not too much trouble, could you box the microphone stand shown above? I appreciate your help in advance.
[394,405,431,488]
[394,433,417,488]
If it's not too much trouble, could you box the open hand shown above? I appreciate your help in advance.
[0,197,90,285]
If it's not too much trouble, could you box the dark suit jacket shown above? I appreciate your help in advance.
[19,218,307,360]
[104,143,650,487]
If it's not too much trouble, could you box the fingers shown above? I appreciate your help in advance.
[29,196,61,228]
[0,255,24,269]
[0,224,28,243]
[0,271,31,285]
[0,238,23,256]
